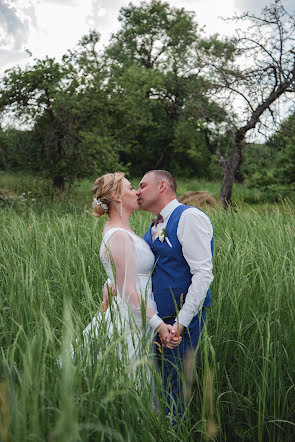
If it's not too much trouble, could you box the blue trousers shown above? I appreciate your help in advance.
[153,308,206,416]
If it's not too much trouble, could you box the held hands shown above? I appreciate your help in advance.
[171,321,184,339]
[157,322,183,349]
[102,284,184,351]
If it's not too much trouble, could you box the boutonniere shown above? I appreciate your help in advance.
[157,228,172,248]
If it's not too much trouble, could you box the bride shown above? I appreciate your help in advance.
[79,172,181,364]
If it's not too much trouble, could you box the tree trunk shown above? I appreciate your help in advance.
[220,160,235,208]
[53,175,65,191]
[0,144,7,170]
[219,132,244,208]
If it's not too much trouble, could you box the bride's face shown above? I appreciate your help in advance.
[121,179,138,212]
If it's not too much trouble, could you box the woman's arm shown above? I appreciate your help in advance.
[105,230,158,320]
[104,230,181,347]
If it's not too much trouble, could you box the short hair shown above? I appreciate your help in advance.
[145,170,177,194]
[91,172,125,217]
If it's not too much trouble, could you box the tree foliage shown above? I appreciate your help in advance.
[0,0,232,188]
[270,113,295,184]
[104,0,230,176]
[0,37,124,189]
[0,0,294,200]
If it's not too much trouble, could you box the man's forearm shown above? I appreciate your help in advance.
[176,270,213,327]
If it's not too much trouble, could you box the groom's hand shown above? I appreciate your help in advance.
[166,322,184,348]
[157,323,176,348]
[163,322,183,349]
[171,321,184,337]
[156,323,182,349]
[165,323,183,349]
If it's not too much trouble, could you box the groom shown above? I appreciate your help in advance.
[137,170,214,414]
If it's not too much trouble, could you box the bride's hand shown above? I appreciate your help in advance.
[100,289,109,312]
[157,323,182,349]
[163,322,183,348]
[100,283,116,312]
[165,326,182,349]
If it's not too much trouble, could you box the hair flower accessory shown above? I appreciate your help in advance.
[157,228,172,247]
[93,197,108,212]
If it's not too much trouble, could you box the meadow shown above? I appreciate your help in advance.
[0,173,295,441]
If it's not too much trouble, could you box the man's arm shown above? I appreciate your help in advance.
[173,208,214,333]
[101,275,181,347]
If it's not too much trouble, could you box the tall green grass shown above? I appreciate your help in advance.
[205,204,295,441]
[0,177,294,441]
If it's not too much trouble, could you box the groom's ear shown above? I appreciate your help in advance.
[159,180,167,193]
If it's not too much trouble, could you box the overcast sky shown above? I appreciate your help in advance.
[1,0,293,78]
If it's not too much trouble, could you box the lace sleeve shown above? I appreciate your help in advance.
[104,230,160,324]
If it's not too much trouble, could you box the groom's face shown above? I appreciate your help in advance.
[137,172,159,213]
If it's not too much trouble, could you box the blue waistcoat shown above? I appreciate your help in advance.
[143,205,213,319]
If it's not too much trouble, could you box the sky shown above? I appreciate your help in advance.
[1,0,293,77]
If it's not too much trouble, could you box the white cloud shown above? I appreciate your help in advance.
[234,0,270,10]
[0,48,27,70]
[1,0,293,78]
[23,1,93,58]
[0,0,36,50]
[234,0,294,13]
[44,0,78,5]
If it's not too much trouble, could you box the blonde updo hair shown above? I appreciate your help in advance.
[91,172,125,217]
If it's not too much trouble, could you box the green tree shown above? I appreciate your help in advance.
[0,34,124,190]
[237,112,295,199]
[0,128,34,171]
[268,112,295,186]
[0,127,8,170]
[105,0,229,176]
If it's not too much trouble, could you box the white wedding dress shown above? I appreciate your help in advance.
[79,228,158,364]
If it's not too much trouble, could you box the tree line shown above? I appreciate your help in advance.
[0,0,294,206]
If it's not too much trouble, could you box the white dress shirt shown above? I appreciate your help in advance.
[151,199,214,327]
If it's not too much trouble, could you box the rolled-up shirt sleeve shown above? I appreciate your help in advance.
[176,208,214,327]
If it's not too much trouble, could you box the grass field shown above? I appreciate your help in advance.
[0,173,295,441]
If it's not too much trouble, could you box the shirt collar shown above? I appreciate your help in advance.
[160,199,180,220]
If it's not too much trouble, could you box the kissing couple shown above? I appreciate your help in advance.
[81,169,214,415]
